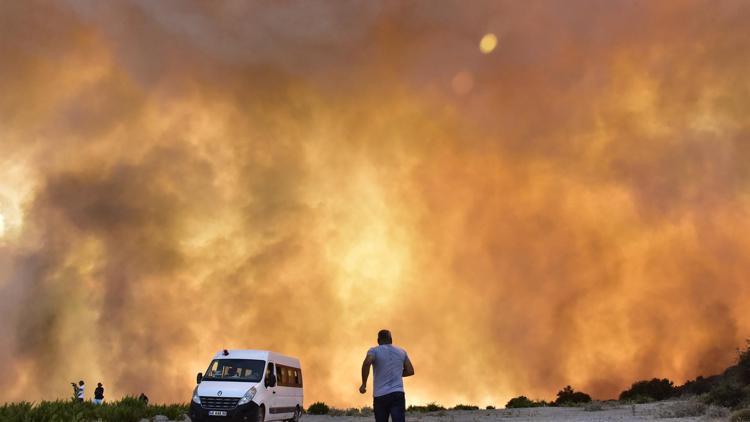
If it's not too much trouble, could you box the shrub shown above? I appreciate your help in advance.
[327,408,345,416]
[554,386,592,406]
[705,383,746,409]
[360,406,373,416]
[678,375,716,396]
[732,408,750,422]
[655,399,706,418]
[407,403,445,412]
[344,408,361,416]
[485,405,495,410]
[307,402,330,415]
[619,378,675,402]
[584,401,604,411]
[451,404,479,410]
[705,405,730,418]
[505,396,545,408]
[621,394,654,404]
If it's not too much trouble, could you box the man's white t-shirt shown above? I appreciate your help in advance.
[367,344,408,397]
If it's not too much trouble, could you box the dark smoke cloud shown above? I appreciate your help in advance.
[1,0,750,407]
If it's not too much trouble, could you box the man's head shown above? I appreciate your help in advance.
[377,329,392,345]
[79,380,84,386]
[97,383,102,387]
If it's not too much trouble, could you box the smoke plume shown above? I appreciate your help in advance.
[1,0,750,407]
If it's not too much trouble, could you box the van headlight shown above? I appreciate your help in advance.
[237,387,257,406]
[192,387,201,405]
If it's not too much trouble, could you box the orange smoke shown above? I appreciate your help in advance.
[1,0,750,408]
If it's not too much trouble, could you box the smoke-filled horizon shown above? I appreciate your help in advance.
[2,0,750,407]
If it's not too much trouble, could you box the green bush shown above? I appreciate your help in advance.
[307,402,330,415]
[485,405,495,410]
[554,385,591,406]
[505,396,545,408]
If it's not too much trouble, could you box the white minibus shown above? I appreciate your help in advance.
[189,350,303,422]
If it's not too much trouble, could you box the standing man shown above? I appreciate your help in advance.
[94,382,104,405]
[359,330,415,422]
[75,380,85,402]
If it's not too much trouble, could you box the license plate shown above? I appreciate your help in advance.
[208,410,228,416]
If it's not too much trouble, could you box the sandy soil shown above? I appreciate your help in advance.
[301,401,729,422]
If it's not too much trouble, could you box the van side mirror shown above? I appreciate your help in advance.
[197,372,203,384]
[266,374,277,388]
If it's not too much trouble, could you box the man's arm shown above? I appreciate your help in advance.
[403,355,415,377]
[360,354,375,394]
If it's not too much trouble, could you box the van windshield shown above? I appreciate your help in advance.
[203,359,265,382]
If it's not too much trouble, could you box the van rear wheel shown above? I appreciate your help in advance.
[290,406,301,422]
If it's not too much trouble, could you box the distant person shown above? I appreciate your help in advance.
[94,382,104,405]
[139,392,149,405]
[359,329,415,422]
[72,380,85,402]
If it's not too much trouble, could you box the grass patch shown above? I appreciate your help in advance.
[0,397,187,422]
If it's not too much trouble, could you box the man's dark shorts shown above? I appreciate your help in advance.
[374,392,405,422]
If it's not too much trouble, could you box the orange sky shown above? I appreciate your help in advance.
[1,0,750,408]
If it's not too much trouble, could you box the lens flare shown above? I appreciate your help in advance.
[479,33,498,54]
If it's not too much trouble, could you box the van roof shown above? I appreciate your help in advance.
[212,349,301,367]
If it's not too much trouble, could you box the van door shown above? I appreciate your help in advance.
[273,364,294,419]
[264,362,279,420]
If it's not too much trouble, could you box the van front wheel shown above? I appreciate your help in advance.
[257,405,265,422]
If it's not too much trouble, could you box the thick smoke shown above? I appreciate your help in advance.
[1,0,750,407]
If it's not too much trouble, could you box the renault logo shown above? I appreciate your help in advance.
[218,391,223,396]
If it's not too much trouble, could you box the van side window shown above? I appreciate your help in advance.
[270,364,302,387]
[276,364,284,385]
[265,362,275,386]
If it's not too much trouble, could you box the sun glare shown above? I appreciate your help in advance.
[479,33,498,54]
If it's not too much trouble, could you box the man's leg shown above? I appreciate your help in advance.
[374,395,389,422]
[389,392,406,422]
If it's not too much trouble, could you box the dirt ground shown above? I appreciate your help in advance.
[301,401,730,422]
